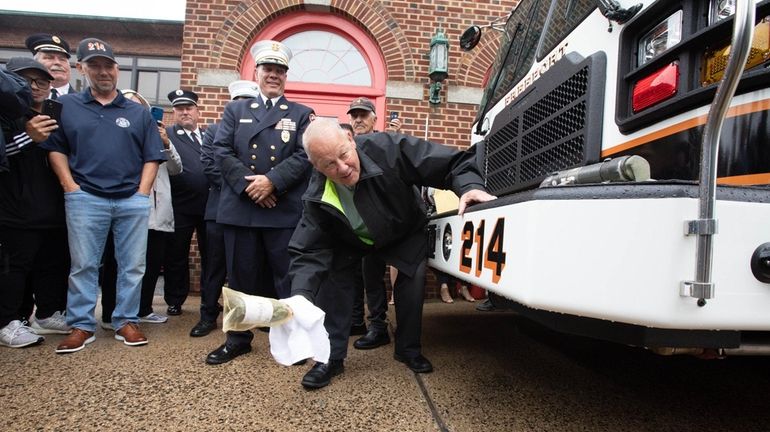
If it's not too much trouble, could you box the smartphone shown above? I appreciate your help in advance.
[150,106,165,125]
[42,99,63,123]
[390,111,399,121]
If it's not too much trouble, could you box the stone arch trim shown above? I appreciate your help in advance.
[209,0,416,82]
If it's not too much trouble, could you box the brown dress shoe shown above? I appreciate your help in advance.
[115,322,148,346]
[55,328,95,354]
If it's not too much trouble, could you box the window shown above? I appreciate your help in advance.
[282,30,371,86]
[0,49,180,106]
[538,0,597,60]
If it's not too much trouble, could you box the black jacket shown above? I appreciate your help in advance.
[0,114,65,229]
[288,132,485,300]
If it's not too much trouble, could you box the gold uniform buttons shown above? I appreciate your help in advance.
[252,144,257,149]
[250,165,256,170]
[270,156,276,161]
[251,154,256,160]
[270,145,275,150]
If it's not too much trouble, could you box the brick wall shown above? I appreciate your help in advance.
[182,0,517,298]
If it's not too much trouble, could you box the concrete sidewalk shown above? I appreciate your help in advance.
[1,296,517,431]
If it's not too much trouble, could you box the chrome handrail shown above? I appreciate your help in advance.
[682,0,755,304]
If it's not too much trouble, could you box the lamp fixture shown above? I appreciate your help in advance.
[429,29,449,105]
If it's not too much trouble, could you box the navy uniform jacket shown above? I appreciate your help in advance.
[213,95,313,228]
[200,122,220,222]
[167,124,209,219]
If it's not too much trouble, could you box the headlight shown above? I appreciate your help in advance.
[709,0,736,24]
[638,10,683,66]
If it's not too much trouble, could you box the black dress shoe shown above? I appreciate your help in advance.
[349,323,367,336]
[167,305,182,316]
[353,329,390,350]
[394,353,434,373]
[190,320,216,337]
[205,343,252,365]
[301,360,344,389]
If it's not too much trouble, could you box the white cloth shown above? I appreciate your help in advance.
[269,296,329,366]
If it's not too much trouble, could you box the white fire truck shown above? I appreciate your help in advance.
[428,0,770,355]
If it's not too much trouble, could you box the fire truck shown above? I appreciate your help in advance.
[428,0,770,355]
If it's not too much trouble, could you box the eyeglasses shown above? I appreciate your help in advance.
[23,77,52,89]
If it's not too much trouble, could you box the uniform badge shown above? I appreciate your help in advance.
[250,102,258,109]
[115,118,130,128]
[281,130,290,143]
[175,90,184,96]
[279,104,288,110]
[176,129,185,135]
[52,36,61,43]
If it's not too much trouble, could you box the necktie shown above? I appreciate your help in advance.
[50,88,58,100]
[191,132,201,146]
[265,99,273,110]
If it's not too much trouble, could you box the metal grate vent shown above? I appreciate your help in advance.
[482,53,604,196]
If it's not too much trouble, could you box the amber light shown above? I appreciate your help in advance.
[632,62,679,113]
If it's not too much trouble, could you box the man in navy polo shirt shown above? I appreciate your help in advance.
[41,37,166,354]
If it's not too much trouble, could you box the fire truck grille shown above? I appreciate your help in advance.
[482,53,604,196]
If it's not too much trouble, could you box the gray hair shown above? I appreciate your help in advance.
[302,117,349,162]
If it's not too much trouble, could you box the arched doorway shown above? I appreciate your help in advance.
[240,13,388,130]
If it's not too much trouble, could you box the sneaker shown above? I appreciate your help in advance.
[139,312,168,324]
[55,328,95,354]
[115,322,148,346]
[0,320,44,348]
[475,297,496,312]
[30,311,72,335]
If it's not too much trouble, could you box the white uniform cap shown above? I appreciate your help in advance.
[250,40,292,69]
[228,80,260,100]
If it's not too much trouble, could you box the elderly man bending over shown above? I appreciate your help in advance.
[288,117,495,389]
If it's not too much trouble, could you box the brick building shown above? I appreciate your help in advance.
[0,1,517,297]
[180,0,516,297]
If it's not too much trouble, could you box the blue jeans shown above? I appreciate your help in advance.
[64,190,150,332]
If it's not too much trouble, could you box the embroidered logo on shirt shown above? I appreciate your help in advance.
[115,118,131,128]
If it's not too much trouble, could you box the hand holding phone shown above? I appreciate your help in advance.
[42,99,63,123]
[150,106,164,125]
[387,111,401,132]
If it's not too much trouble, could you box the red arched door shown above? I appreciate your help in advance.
[240,13,388,130]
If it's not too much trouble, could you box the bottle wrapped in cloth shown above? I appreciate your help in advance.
[222,287,293,331]
[222,287,330,365]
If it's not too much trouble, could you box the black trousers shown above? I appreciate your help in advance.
[318,256,426,361]
[0,227,69,327]
[101,229,169,321]
[199,220,226,322]
[163,213,207,308]
[222,225,290,348]
[359,256,389,331]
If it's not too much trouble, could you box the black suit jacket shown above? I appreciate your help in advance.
[167,124,209,222]
[200,122,221,221]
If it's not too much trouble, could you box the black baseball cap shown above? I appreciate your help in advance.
[76,38,116,62]
[5,57,54,81]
